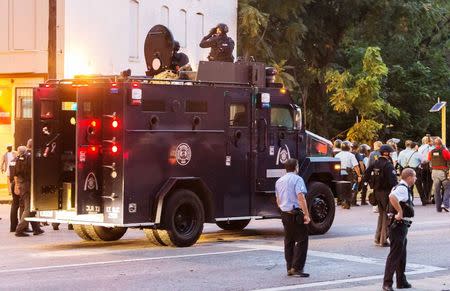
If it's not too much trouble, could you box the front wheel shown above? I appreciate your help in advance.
[83,225,128,241]
[306,182,335,235]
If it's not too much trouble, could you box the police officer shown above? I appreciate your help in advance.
[368,141,383,167]
[427,137,450,212]
[14,145,44,237]
[364,144,398,247]
[335,141,362,209]
[8,150,24,232]
[332,139,342,157]
[382,168,416,291]
[170,41,189,72]
[275,158,310,277]
[399,142,427,205]
[199,23,235,62]
[351,143,365,206]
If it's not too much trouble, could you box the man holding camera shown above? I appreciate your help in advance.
[275,158,310,278]
[199,23,235,62]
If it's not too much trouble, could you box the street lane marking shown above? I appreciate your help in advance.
[233,244,445,291]
[0,248,260,274]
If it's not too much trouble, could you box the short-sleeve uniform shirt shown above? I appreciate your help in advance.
[390,181,410,203]
[275,172,307,212]
[335,151,358,169]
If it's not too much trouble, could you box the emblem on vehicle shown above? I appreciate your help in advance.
[276,145,291,165]
[176,143,192,166]
[84,172,99,191]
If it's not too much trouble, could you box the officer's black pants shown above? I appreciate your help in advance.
[15,191,41,234]
[9,191,24,232]
[281,212,308,272]
[413,168,427,203]
[383,222,409,287]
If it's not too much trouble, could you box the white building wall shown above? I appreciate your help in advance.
[0,0,50,74]
[63,0,238,77]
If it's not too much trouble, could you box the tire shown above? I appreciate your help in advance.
[73,224,93,241]
[306,182,335,235]
[143,228,165,246]
[83,225,127,241]
[216,219,251,231]
[160,189,205,247]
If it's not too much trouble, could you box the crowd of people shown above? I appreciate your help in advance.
[332,135,449,212]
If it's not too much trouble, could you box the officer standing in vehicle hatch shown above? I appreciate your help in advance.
[199,23,235,62]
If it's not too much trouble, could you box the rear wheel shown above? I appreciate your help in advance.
[307,182,335,235]
[159,189,204,247]
[73,224,93,241]
[216,219,251,231]
[83,225,127,241]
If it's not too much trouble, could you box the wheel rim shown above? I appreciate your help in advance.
[311,195,329,223]
[174,203,197,235]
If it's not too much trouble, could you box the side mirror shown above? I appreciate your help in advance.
[294,106,302,130]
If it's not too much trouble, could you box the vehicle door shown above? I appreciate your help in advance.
[224,95,251,216]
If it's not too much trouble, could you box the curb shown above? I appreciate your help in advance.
[0,199,12,204]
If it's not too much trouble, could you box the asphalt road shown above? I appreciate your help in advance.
[0,200,449,291]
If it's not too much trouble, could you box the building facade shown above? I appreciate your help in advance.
[0,0,237,187]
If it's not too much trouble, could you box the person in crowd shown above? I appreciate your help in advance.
[428,137,450,212]
[365,145,398,247]
[1,145,16,195]
[351,143,366,206]
[336,141,362,209]
[387,139,399,169]
[397,140,413,171]
[418,135,434,203]
[368,141,383,167]
[332,139,342,157]
[359,144,371,205]
[275,159,310,278]
[14,145,44,237]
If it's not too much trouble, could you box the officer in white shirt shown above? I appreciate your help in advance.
[382,168,416,291]
[335,141,362,209]
[275,159,310,278]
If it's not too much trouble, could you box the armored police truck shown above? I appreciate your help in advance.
[29,25,350,247]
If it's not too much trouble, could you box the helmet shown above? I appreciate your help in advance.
[216,23,229,34]
[359,144,370,152]
[333,139,342,149]
[173,41,180,52]
[379,144,394,154]
[341,141,352,151]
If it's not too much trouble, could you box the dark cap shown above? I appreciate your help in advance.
[216,23,229,34]
[379,144,394,154]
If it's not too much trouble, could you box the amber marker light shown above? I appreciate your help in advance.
[280,87,287,94]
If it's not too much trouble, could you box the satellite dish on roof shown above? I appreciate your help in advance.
[144,25,174,76]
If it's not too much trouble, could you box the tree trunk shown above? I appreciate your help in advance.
[48,0,57,79]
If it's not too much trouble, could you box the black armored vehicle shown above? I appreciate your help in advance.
[29,25,350,247]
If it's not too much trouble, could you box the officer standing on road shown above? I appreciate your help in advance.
[428,137,450,212]
[368,141,383,167]
[335,141,362,209]
[275,158,310,278]
[199,23,235,62]
[14,145,44,237]
[382,168,416,291]
[364,145,398,247]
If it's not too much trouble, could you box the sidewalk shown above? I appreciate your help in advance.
[0,187,11,204]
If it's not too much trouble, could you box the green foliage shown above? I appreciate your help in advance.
[347,119,384,144]
[238,0,450,142]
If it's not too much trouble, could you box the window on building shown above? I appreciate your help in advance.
[15,88,33,119]
[0,0,9,52]
[271,106,294,129]
[161,6,169,28]
[229,103,248,127]
[129,0,139,60]
[13,0,36,50]
[178,9,187,48]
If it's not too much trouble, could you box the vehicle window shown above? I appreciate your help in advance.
[271,107,293,128]
[40,100,56,119]
[186,100,207,113]
[229,103,248,127]
[142,99,166,112]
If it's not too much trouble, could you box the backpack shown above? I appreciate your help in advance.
[369,158,388,189]
[387,184,415,218]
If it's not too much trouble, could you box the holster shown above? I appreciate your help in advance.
[292,208,305,225]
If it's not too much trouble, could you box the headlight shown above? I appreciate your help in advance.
[334,164,341,171]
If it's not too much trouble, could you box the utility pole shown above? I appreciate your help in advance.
[48,0,57,80]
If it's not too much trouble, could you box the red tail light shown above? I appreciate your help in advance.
[112,119,119,128]
[90,120,97,127]
[112,145,118,153]
[89,146,97,153]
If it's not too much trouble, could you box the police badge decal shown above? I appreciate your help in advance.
[176,143,192,166]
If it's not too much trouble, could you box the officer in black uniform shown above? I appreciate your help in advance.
[170,41,189,72]
[14,145,44,237]
[8,152,24,232]
[383,168,416,291]
[364,144,398,247]
[199,23,235,62]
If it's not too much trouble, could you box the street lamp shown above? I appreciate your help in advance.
[430,98,447,145]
